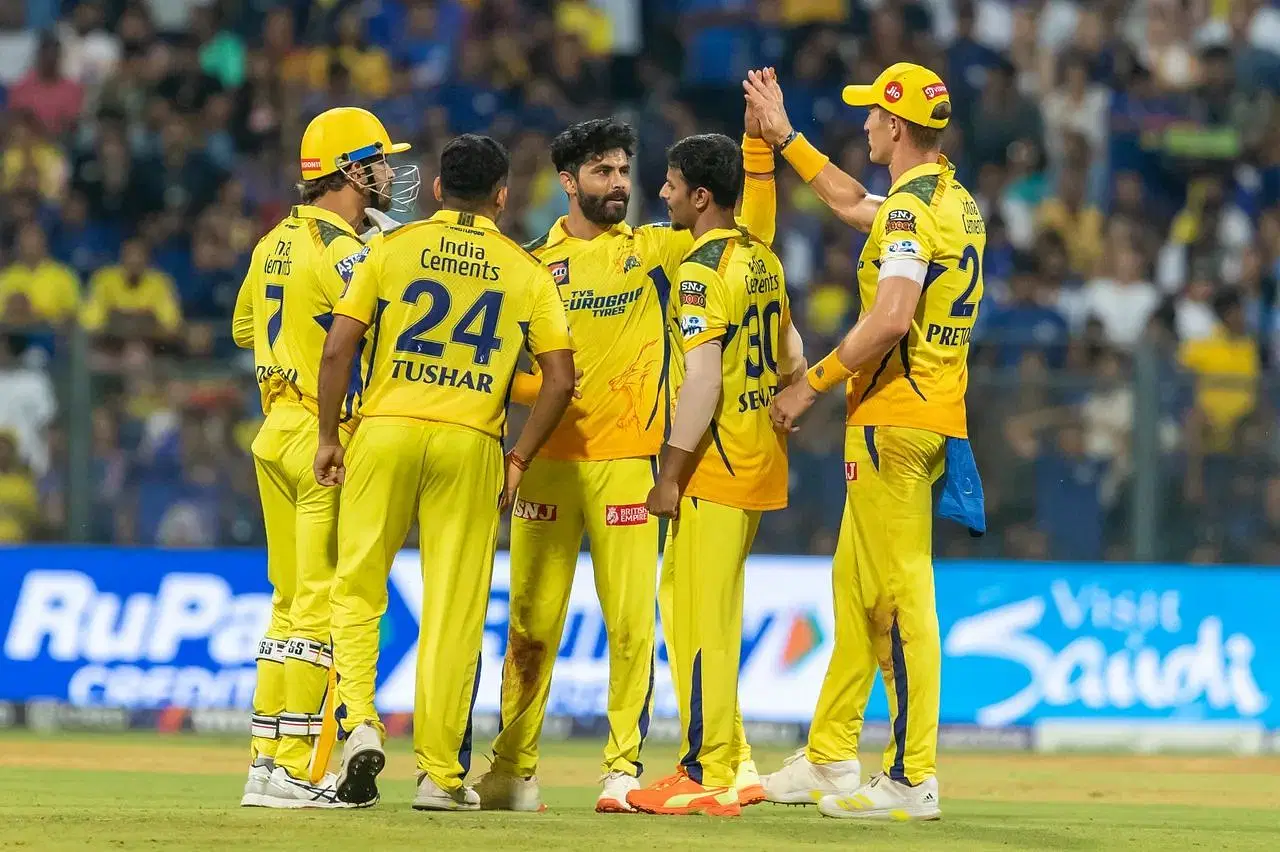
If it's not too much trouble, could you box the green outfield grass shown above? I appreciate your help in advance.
[1,733,1278,850]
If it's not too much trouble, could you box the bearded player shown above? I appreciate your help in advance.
[232,107,417,808]
[749,63,987,821]
[476,108,778,812]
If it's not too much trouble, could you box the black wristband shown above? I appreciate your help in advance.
[775,130,800,153]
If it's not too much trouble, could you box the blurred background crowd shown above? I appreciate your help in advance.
[0,0,1277,563]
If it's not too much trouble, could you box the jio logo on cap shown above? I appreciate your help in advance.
[884,82,904,103]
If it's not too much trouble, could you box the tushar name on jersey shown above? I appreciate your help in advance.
[420,234,502,282]
[389,360,496,394]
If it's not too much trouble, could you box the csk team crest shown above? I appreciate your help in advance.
[549,259,570,286]
[622,254,641,273]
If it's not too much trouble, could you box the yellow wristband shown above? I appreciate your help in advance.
[805,350,853,393]
[741,134,774,174]
[781,133,830,183]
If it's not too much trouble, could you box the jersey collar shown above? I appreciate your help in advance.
[688,225,748,253]
[428,209,500,231]
[291,204,358,236]
[888,155,954,195]
[544,216,633,249]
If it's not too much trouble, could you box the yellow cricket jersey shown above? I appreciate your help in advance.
[81,267,182,333]
[678,227,790,511]
[334,209,571,439]
[0,260,79,323]
[523,175,777,462]
[232,204,372,431]
[848,156,984,439]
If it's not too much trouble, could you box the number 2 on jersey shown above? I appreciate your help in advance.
[395,278,504,365]
[949,245,981,318]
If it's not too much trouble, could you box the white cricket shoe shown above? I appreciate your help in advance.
[335,721,385,806]
[595,770,639,813]
[261,767,353,809]
[240,759,272,807]
[818,773,941,821]
[735,760,766,806]
[473,768,543,811]
[762,748,861,805]
[412,773,480,811]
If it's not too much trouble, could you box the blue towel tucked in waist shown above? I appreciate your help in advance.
[937,437,986,537]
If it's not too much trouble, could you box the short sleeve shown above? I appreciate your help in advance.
[876,194,936,265]
[332,241,379,325]
[524,267,572,356]
[639,223,694,281]
[322,234,372,303]
[676,261,728,352]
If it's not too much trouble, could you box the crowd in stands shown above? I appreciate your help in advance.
[0,0,1278,563]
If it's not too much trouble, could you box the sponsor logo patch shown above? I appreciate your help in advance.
[680,314,707,339]
[885,209,917,232]
[512,499,558,521]
[885,239,923,258]
[334,245,370,285]
[845,462,858,481]
[884,82,904,103]
[680,280,707,308]
[923,82,949,100]
[300,158,322,171]
[548,259,570,286]
[605,503,649,526]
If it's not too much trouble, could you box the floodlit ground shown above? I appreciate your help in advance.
[2,733,1278,850]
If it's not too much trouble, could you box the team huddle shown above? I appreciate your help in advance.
[233,61,985,821]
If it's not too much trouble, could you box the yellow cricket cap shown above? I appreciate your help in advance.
[842,62,951,129]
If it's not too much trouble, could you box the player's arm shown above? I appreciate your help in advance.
[648,264,728,517]
[501,268,575,508]
[314,247,380,486]
[743,69,883,233]
[777,304,807,388]
[654,339,722,494]
[738,97,777,247]
[231,270,255,349]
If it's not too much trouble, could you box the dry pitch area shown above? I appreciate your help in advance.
[1,733,1278,850]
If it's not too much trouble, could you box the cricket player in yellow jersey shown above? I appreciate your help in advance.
[231,106,417,809]
[623,134,806,817]
[314,134,575,811]
[477,111,778,813]
[750,64,988,821]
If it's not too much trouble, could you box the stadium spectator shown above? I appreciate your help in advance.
[0,221,80,326]
[3,110,70,203]
[308,7,392,99]
[1080,243,1160,349]
[9,33,84,137]
[0,429,38,543]
[80,237,182,340]
[56,0,120,90]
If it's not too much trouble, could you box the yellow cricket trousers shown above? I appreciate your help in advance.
[249,404,344,779]
[329,417,502,792]
[806,425,945,786]
[493,456,659,778]
[665,496,759,788]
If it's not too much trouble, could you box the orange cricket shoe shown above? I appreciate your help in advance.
[735,760,766,807]
[625,770,742,817]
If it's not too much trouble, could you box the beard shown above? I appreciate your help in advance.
[578,189,629,225]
